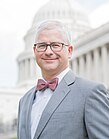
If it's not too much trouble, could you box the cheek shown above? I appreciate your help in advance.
[62,50,69,59]
[35,53,41,63]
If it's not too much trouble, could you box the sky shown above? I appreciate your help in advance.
[0,0,109,87]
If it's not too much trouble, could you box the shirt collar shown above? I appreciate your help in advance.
[57,67,70,83]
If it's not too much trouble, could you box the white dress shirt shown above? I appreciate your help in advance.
[31,67,70,139]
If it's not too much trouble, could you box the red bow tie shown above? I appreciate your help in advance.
[36,78,58,91]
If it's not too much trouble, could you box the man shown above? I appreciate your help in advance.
[17,20,109,139]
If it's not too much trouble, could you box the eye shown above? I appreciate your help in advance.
[52,43,61,48]
[37,44,46,49]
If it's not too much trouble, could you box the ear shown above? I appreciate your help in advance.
[68,45,73,58]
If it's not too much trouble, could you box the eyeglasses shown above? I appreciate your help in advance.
[34,42,68,52]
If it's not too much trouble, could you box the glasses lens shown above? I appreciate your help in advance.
[51,42,63,52]
[36,43,46,52]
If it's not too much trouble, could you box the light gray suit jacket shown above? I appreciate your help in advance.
[17,70,109,139]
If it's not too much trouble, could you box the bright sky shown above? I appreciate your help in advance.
[0,0,109,87]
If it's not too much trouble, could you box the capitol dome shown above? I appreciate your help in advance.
[32,0,89,26]
[31,0,90,39]
[17,0,91,87]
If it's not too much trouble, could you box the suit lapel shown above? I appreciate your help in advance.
[34,70,76,139]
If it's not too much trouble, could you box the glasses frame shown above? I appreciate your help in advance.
[34,42,69,52]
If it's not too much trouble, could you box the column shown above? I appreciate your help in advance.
[21,61,24,81]
[72,59,78,74]
[101,45,108,86]
[18,62,22,82]
[25,59,29,80]
[30,58,36,78]
[79,55,85,77]
[19,61,25,82]
[93,48,100,81]
[86,52,92,79]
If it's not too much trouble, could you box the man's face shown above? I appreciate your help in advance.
[33,29,73,76]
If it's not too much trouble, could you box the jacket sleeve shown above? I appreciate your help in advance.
[85,84,109,139]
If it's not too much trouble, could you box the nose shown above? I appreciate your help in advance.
[45,45,53,53]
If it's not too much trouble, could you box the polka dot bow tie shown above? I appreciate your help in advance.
[36,78,58,91]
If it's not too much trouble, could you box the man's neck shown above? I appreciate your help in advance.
[42,67,69,81]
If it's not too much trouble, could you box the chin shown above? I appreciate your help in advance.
[44,66,58,71]
[45,67,56,71]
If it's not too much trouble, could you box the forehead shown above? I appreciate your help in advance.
[36,29,66,42]
[38,29,63,36]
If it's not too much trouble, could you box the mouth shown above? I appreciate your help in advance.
[42,57,58,60]
[42,58,58,62]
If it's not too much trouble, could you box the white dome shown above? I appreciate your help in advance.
[24,0,91,51]
[29,0,90,40]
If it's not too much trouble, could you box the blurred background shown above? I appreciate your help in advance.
[0,0,109,138]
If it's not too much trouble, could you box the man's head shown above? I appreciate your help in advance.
[33,20,73,79]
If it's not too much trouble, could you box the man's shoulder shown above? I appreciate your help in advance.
[75,75,108,96]
[76,76,99,86]
[20,86,36,103]
[66,70,101,88]
[76,75,105,88]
